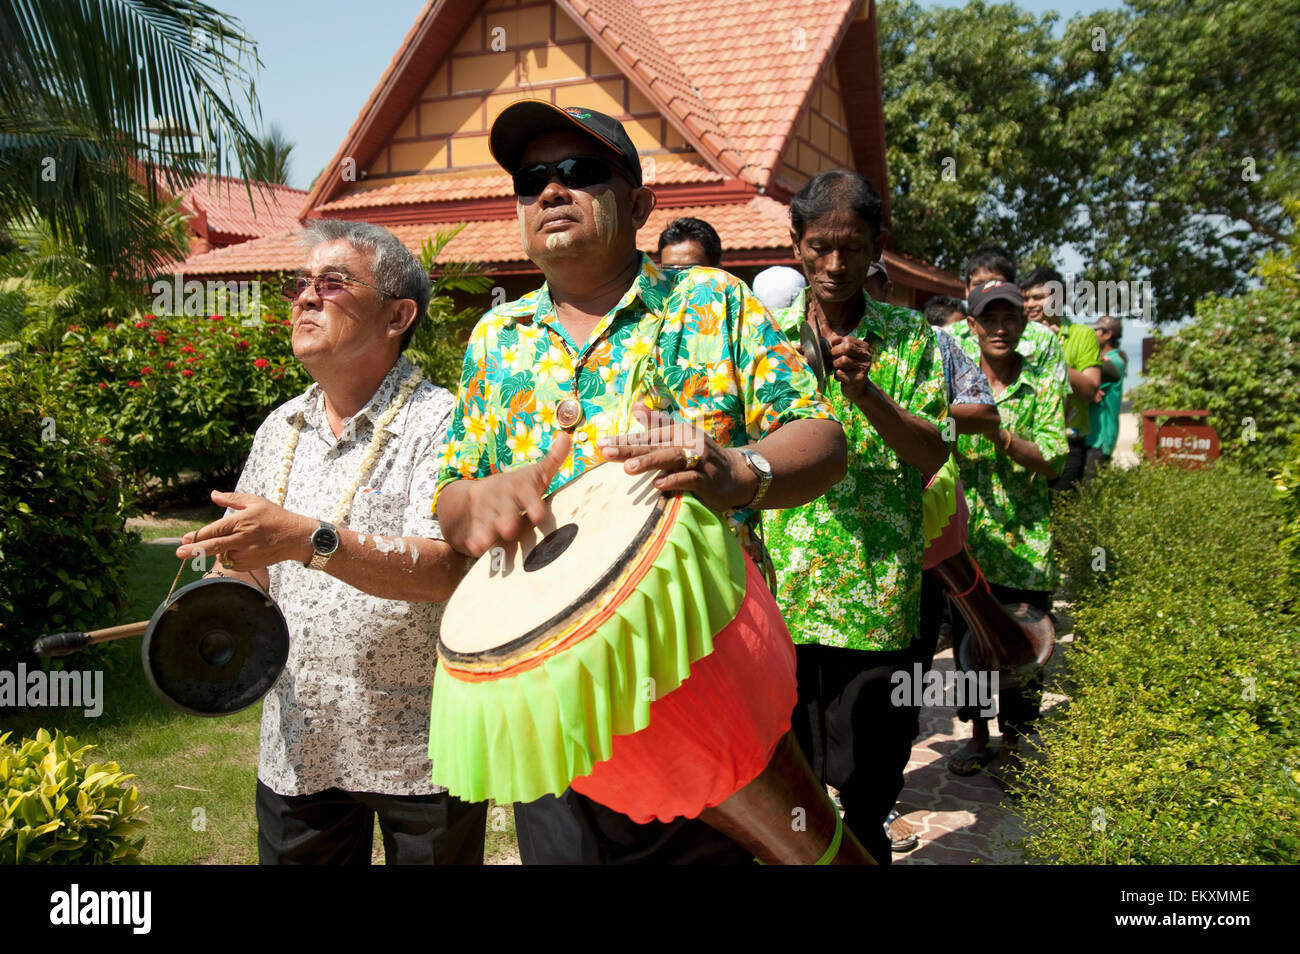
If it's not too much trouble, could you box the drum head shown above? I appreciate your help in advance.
[142,577,290,717]
[440,464,667,667]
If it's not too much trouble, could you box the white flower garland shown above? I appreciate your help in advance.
[272,368,423,526]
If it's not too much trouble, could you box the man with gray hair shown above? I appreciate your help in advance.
[177,218,485,864]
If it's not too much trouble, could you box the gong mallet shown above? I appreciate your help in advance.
[33,621,149,657]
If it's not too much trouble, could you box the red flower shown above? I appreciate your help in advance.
[105,322,118,330]
[208,314,224,322]
[140,366,153,375]
[97,381,108,389]
[180,344,195,354]
[128,380,142,388]
[154,333,169,344]
[186,356,198,364]
[145,314,155,319]
[66,324,82,332]
[166,361,175,369]
[253,357,270,369]
[97,437,111,444]
[237,339,250,350]
[134,320,151,329]
[181,369,194,378]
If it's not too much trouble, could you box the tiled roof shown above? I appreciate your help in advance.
[318,156,723,211]
[156,173,307,240]
[178,196,797,275]
[308,0,860,211]
[575,0,858,188]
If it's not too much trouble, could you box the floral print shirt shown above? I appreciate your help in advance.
[432,254,836,573]
[763,289,949,652]
[950,337,1068,592]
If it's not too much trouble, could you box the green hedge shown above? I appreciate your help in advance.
[1019,463,1299,864]
[0,367,137,667]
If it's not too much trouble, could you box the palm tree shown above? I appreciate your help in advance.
[248,123,295,186]
[0,0,266,280]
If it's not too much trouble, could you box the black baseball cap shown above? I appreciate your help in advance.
[967,279,1024,317]
[490,101,643,187]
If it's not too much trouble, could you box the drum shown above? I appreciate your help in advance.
[431,463,871,864]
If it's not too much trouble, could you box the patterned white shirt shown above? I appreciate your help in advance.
[232,356,455,796]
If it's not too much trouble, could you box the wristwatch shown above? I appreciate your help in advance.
[305,520,340,571]
[739,450,773,508]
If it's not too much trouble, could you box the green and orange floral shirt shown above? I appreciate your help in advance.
[432,254,836,572]
[951,335,1067,592]
[763,289,949,652]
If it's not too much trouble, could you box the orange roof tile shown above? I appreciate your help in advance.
[635,0,858,188]
[155,173,307,240]
[179,197,797,276]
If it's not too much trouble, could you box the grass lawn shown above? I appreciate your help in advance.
[4,528,518,864]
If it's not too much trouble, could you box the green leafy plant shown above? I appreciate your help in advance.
[1274,435,1300,594]
[1017,464,1300,864]
[0,366,136,666]
[407,224,493,392]
[0,729,149,864]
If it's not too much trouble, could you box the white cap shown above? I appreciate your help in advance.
[751,266,807,312]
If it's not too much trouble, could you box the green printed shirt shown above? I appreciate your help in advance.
[432,254,836,570]
[951,338,1068,592]
[762,290,949,651]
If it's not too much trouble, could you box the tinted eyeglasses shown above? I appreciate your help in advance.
[280,272,397,303]
[511,156,627,197]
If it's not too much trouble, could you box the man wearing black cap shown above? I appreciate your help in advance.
[947,280,1066,786]
[432,102,847,864]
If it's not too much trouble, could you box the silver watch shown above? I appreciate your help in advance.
[305,521,339,571]
[740,450,773,508]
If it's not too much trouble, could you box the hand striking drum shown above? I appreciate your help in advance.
[434,463,872,865]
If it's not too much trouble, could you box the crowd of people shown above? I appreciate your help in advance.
[177,103,1129,865]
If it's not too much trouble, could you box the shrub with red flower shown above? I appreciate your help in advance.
[53,294,310,486]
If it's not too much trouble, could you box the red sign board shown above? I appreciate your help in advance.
[1141,410,1220,469]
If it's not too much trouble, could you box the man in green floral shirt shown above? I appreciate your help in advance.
[948,280,1066,786]
[763,169,949,864]
[433,102,846,864]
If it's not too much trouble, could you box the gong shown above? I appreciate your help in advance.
[800,322,833,393]
[141,577,289,717]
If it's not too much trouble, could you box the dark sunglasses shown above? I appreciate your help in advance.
[511,156,627,197]
[280,272,397,303]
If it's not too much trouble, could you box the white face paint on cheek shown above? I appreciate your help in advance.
[592,191,619,247]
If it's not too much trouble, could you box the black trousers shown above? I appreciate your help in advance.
[256,780,488,865]
[789,641,921,866]
[1050,435,1087,493]
[950,584,1050,739]
[1083,446,1111,480]
[512,789,754,865]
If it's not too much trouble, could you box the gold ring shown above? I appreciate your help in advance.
[681,447,701,471]
[223,553,236,571]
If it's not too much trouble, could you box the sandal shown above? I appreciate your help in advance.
[885,809,919,853]
[947,741,994,777]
